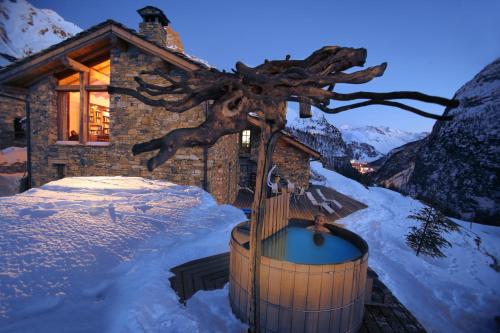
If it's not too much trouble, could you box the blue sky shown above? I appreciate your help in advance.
[32,0,500,132]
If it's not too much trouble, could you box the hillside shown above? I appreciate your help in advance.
[0,0,81,66]
[373,58,500,224]
[312,162,500,333]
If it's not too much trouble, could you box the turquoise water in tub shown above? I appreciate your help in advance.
[261,226,361,264]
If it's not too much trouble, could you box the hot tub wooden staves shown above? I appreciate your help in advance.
[229,222,369,333]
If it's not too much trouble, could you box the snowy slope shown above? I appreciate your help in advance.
[312,162,500,333]
[0,177,247,332]
[0,0,81,66]
[340,124,427,156]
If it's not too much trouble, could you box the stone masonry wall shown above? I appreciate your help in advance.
[208,133,239,203]
[272,139,310,189]
[245,127,311,189]
[29,44,239,203]
[0,95,25,149]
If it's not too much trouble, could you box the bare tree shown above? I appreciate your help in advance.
[110,46,458,332]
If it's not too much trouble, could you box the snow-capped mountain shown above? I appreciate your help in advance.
[374,58,500,224]
[287,110,427,163]
[0,0,81,66]
[340,125,427,161]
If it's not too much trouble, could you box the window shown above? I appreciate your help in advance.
[240,130,251,153]
[89,92,110,142]
[13,117,26,139]
[57,58,110,143]
[54,164,66,179]
[58,92,80,141]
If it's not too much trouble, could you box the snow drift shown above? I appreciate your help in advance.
[312,162,500,333]
[0,177,246,332]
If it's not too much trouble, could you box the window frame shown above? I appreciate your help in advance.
[56,58,110,145]
[240,129,251,154]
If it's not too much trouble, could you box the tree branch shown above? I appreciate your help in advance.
[314,99,453,120]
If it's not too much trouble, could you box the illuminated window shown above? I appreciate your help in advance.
[88,92,110,142]
[240,130,251,153]
[57,59,110,143]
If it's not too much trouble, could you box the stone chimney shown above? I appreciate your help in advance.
[137,6,184,52]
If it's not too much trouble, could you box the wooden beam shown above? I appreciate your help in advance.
[62,56,90,72]
[90,69,109,84]
[79,71,89,144]
[55,85,80,92]
[86,85,108,92]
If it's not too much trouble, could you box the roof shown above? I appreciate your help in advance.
[247,115,321,159]
[137,6,170,26]
[0,19,208,87]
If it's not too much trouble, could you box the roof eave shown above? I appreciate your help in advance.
[0,20,204,87]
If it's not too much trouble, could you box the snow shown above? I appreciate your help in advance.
[0,147,26,165]
[0,0,81,62]
[0,177,247,332]
[0,172,24,196]
[286,107,427,162]
[339,124,427,155]
[312,161,500,333]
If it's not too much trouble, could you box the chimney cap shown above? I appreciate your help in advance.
[137,6,170,26]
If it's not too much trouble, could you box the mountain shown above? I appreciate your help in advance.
[373,58,500,224]
[340,125,427,162]
[0,0,81,66]
[287,114,348,162]
[287,111,427,165]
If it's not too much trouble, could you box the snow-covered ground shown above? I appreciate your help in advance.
[0,147,26,166]
[1,171,498,332]
[0,173,24,197]
[0,177,247,332]
[0,147,27,197]
[312,161,500,333]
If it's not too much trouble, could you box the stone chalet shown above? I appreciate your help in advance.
[0,6,320,204]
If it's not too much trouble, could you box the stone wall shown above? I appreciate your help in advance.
[28,44,239,203]
[272,139,310,189]
[139,22,167,46]
[240,127,311,190]
[208,133,239,203]
[0,94,26,149]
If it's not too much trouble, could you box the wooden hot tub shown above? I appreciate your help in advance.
[229,220,369,333]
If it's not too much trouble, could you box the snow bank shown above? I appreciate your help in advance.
[0,147,26,166]
[312,161,500,333]
[0,173,24,197]
[0,177,247,332]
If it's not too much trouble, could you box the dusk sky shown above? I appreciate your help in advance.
[32,0,500,132]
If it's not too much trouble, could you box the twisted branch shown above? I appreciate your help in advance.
[109,45,458,170]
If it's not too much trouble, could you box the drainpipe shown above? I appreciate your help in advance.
[26,101,32,189]
[202,101,209,191]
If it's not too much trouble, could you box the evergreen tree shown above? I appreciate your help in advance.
[406,206,459,257]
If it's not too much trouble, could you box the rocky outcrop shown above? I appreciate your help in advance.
[373,59,500,224]
[287,115,350,169]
